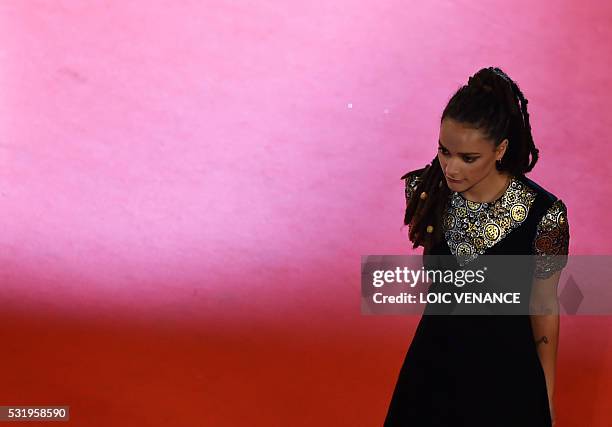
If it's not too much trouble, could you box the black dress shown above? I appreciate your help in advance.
[384,169,570,427]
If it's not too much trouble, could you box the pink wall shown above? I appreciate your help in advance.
[0,0,610,425]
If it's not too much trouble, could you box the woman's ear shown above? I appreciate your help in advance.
[497,139,509,160]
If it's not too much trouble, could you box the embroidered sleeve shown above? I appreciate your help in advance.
[533,199,570,279]
[403,172,421,209]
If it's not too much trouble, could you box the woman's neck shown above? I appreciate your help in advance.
[460,172,512,203]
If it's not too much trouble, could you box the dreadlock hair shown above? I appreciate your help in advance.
[403,67,540,254]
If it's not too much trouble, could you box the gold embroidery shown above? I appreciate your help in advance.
[444,214,455,230]
[466,200,481,211]
[484,223,501,241]
[443,177,537,265]
[511,204,527,221]
[499,217,511,228]
[457,242,473,256]
[466,222,478,234]
[533,199,570,279]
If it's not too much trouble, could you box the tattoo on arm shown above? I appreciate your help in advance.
[535,335,549,347]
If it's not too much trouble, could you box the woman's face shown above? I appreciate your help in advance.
[437,117,508,191]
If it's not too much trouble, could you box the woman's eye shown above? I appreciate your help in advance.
[438,147,448,155]
[463,157,476,163]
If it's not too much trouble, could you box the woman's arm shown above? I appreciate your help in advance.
[529,269,562,422]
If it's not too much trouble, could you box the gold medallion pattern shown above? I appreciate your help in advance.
[466,200,481,211]
[484,223,501,241]
[442,177,537,265]
[511,204,527,222]
[456,242,473,256]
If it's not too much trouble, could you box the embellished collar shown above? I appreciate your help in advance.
[443,176,537,265]
[454,176,515,208]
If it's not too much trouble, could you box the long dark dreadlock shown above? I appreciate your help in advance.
[403,67,540,254]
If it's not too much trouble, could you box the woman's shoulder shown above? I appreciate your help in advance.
[516,174,568,220]
[519,175,571,276]
[400,165,429,202]
[516,174,559,204]
[400,165,429,182]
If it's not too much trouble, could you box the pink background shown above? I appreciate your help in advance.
[0,0,610,425]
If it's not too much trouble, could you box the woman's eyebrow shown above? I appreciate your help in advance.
[438,140,480,155]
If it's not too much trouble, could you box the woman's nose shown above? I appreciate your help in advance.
[445,159,460,177]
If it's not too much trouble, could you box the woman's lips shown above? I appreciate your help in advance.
[446,176,462,183]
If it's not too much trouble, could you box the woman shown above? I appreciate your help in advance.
[384,67,570,426]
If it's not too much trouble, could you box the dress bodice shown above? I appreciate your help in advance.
[401,169,570,279]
